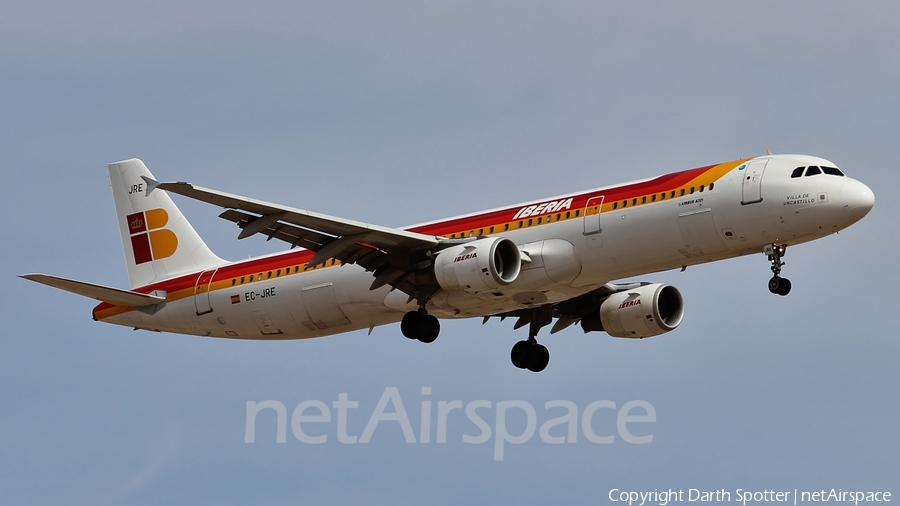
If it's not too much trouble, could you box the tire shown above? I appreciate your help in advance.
[418,315,440,343]
[400,311,422,339]
[527,344,550,373]
[768,276,783,294]
[777,278,792,296]
[510,340,531,369]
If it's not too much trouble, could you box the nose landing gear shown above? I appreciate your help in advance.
[764,243,791,296]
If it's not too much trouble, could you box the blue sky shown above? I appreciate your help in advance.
[2,2,898,504]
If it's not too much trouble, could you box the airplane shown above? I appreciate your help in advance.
[21,154,874,372]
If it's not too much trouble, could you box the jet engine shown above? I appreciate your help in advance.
[431,237,521,293]
[581,283,684,338]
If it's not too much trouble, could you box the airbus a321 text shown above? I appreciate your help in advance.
[22,154,874,372]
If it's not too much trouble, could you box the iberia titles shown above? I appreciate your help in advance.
[512,198,574,220]
[619,299,642,309]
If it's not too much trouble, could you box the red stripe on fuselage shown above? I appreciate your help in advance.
[94,162,727,315]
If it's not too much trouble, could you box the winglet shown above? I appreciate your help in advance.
[141,175,161,196]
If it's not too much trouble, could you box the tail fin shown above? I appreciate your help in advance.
[108,159,224,289]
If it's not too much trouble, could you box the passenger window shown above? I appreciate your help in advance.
[613,202,618,210]
[276,269,281,276]
[641,196,646,204]
[622,200,627,208]
[690,187,695,194]
[791,167,805,178]
[504,224,509,231]
[671,191,676,198]
[822,166,845,176]
[556,213,561,221]
[566,212,571,219]
[478,228,483,236]
[661,192,666,200]
[528,219,533,226]
[575,210,581,217]
[231,279,236,286]
[680,189,685,196]
[805,166,822,176]
[267,271,272,278]
[537,217,542,224]
[249,275,254,282]
[651,195,656,202]
[241,276,245,284]
[699,185,705,192]
[489,226,495,233]
[518,221,523,228]
[709,183,714,191]
[631,198,637,206]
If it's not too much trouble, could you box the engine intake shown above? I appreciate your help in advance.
[431,237,521,293]
[582,283,684,338]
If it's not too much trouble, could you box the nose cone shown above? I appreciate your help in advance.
[842,179,875,222]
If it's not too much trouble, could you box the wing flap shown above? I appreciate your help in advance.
[156,181,439,251]
[20,274,166,307]
[150,178,451,302]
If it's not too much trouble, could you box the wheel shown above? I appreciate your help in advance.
[418,315,440,343]
[777,277,792,296]
[527,344,550,373]
[510,340,531,369]
[400,311,423,339]
[768,276,784,294]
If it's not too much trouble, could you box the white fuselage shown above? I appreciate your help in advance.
[97,154,872,339]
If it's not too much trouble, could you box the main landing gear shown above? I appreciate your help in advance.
[765,243,792,296]
[510,309,551,373]
[401,307,440,343]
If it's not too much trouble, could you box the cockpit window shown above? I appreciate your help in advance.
[791,167,805,178]
[821,166,845,176]
[805,166,822,177]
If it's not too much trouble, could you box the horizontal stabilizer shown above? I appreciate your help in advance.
[20,273,165,307]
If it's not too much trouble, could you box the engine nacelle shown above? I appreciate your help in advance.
[584,283,684,338]
[432,237,521,293]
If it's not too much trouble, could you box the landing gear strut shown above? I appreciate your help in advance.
[510,309,551,372]
[401,307,440,343]
[764,243,791,296]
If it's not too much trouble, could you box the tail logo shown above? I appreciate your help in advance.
[126,208,178,264]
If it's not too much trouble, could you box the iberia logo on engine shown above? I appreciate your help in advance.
[619,299,642,309]
[126,208,177,264]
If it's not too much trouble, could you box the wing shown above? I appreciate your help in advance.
[483,282,645,334]
[147,178,454,300]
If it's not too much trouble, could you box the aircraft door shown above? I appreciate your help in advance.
[741,159,769,204]
[583,195,604,249]
[194,268,217,315]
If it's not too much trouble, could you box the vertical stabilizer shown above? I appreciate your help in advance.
[108,159,224,289]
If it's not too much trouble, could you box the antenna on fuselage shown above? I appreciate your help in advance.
[766,147,773,156]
